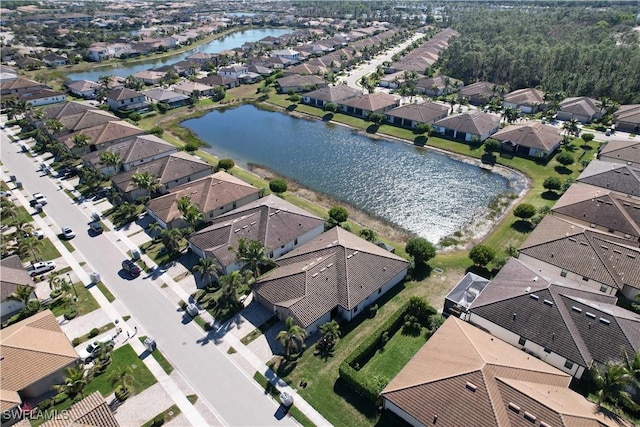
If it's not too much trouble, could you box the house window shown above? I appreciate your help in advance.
[164,184,169,190]
[354,305,358,313]
[518,336,526,346]
[121,100,125,105]
[269,252,273,258]
[233,202,236,209]
[544,347,552,353]
[378,288,382,294]
[281,244,285,249]
[560,269,568,277]
[564,360,574,370]
[599,285,608,293]
[294,238,298,245]
[220,206,224,210]
[209,212,214,218]
[582,276,589,282]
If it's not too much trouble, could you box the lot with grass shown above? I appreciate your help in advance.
[139,336,174,375]
[22,237,61,263]
[47,282,100,317]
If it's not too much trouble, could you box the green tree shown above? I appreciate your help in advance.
[405,237,436,266]
[219,270,249,307]
[18,236,43,261]
[513,203,537,221]
[217,159,235,171]
[99,150,121,175]
[324,102,338,113]
[590,362,636,410]
[415,122,432,135]
[71,133,91,148]
[319,320,341,344]
[358,228,377,242]
[556,152,575,167]
[276,317,307,358]
[131,172,159,198]
[561,118,580,141]
[176,196,193,216]
[212,86,226,102]
[7,285,35,308]
[368,112,387,126]
[469,245,496,267]
[327,206,349,228]
[581,133,595,144]
[484,138,500,154]
[52,366,89,398]
[235,238,269,278]
[192,257,219,288]
[159,228,186,255]
[269,178,287,194]
[109,366,134,399]
[623,350,640,392]
[183,205,203,229]
[543,176,562,192]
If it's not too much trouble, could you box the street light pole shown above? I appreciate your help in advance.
[67,273,78,301]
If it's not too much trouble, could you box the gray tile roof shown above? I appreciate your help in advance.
[276,74,326,89]
[503,88,545,106]
[57,109,119,132]
[577,160,640,197]
[60,120,145,149]
[434,111,500,135]
[599,140,640,165]
[303,85,361,103]
[615,104,640,126]
[459,81,496,98]
[142,88,190,103]
[559,96,602,117]
[40,101,98,120]
[82,134,177,169]
[339,92,398,112]
[105,87,143,101]
[492,121,562,152]
[386,101,449,124]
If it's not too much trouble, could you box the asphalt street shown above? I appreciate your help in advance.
[0,131,296,427]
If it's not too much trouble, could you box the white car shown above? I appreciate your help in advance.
[0,190,10,198]
[31,192,47,206]
[32,229,45,239]
[78,337,115,363]
[61,226,75,239]
[27,261,56,276]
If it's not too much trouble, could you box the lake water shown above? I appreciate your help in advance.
[67,28,291,82]
[184,105,525,243]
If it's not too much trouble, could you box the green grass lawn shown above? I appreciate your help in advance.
[141,404,181,427]
[59,238,75,253]
[139,336,174,375]
[358,329,427,382]
[74,322,116,345]
[84,344,157,397]
[253,371,317,427]
[22,237,62,263]
[1,205,33,226]
[47,283,99,317]
[139,239,187,266]
[96,281,115,303]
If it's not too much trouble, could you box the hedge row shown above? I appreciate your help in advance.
[338,297,436,402]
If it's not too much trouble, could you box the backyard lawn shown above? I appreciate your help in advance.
[358,328,427,382]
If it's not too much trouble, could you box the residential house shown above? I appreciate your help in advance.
[0,77,48,97]
[385,57,433,75]
[219,65,248,79]
[55,109,120,136]
[82,134,178,175]
[615,104,640,134]
[18,89,66,107]
[302,85,361,108]
[556,96,603,123]
[468,257,640,379]
[172,81,215,97]
[577,159,640,198]
[40,392,120,427]
[458,81,497,105]
[188,195,325,275]
[552,182,640,241]
[599,139,640,167]
[415,75,462,97]
[14,56,43,70]
[39,101,98,123]
[146,172,260,229]
[111,152,212,201]
[105,88,149,112]
[0,65,18,81]
[253,226,409,334]
[385,101,449,128]
[65,80,101,99]
[443,271,490,318]
[381,316,628,427]
[196,75,239,89]
[246,64,271,77]
[142,88,190,109]
[0,310,78,418]
[187,52,217,66]
[433,111,500,142]
[132,70,166,85]
[41,53,70,67]
[285,62,329,76]
[492,121,562,159]
[59,120,145,156]
[275,74,327,94]
[518,215,640,299]
[0,255,35,319]
[503,88,546,113]
[339,92,399,118]
[271,48,301,61]
[378,71,406,89]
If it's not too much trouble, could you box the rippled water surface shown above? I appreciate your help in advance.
[185,105,523,242]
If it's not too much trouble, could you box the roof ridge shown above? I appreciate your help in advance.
[552,291,593,366]
[610,194,640,236]
[479,370,503,427]
[583,232,627,288]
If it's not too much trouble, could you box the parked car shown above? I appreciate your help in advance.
[32,229,45,239]
[27,260,56,276]
[30,193,47,206]
[0,190,11,198]
[121,259,141,278]
[61,226,75,239]
[89,221,103,234]
[78,337,115,363]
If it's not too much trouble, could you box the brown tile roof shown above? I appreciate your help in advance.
[255,227,408,327]
[559,96,603,117]
[0,389,21,413]
[415,75,462,92]
[60,120,145,149]
[65,80,101,93]
[196,75,237,87]
[40,101,98,121]
[339,92,398,112]
[615,104,640,126]
[459,81,496,98]
[172,81,214,93]
[382,317,571,427]
[82,134,177,169]
[577,160,640,197]
[112,152,211,193]
[503,88,545,106]
[303,86,361,103]
[105,87,143,101]
[276,74,326,89]
[434,111,501,135]
[1,255,34,301]
[146,172,258,224]
[386,101,449,124]
[0,310,78,393]
[188,195,324,270]
[520,216,640,291]
[492,121,562,152]
[57,109,119,133]
[41,391,119,427]
[0,77,47,93]
[599,140,640,165]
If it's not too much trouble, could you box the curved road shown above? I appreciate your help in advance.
[1,132,295,427]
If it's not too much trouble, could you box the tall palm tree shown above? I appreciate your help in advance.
[623,349,640,390]
[45,118,64,137]
[235,238,269,279]
[319,320,341,345]
[71,133,91,149]
[218,270,250,307]
[176,196,193,216]
[18,236,42,261]
[591,362,636,410]
[561,118,580,142]
[192,258,219,288]
[131,172,159,199]
[160,228,186,255]
[52,366,89,398]
[276,317,307,358]
[183,205,203,229]
[109,366,134,394]
[99,150,122,175]
[7,285,35,307]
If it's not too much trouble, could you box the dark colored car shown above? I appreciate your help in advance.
[89,222,104,234]
[121,259,141,278]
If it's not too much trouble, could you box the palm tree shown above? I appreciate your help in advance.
[52,366,89,398]
[48,273,71,294]
[160,228,186,255]
[235,238,269,279]
[175,196,193,216]
[46,118,65,138]
[622,349,640,391]
[18,236,42,261]
[183,205,203,229]
[561,118,580,142]
[109,366,134,397]
[276,317,307,358]
[7,285,35,308]
[591,362,636,410]
[97,75,111,89]
[319,320,341,345]
[191,257,219,288]
[99,150,122,175]
[71,133,91,149]
[131,172,159,199]
[218,271,248,307]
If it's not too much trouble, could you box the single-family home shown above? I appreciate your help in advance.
[614,104,640,134]
[271,48,301,61]
[142,88,190,109]
[65,80,102,99]
[339,92,399,118]
[0,64,18,81]
[503,88,546,113]
[82,134,178,175]
[415,75,463,97]
[468,257,640,379]
[381,316,626,427]
[577,159,640,198]
[302,85,361,108]
[187,52,217,66]
[59,120,145,155]
[275,74,327,94]
[39,392,120,427]
[172,81,215,97]
[196,75,239,89]
[599,139,640,167]
[518,215,640,299]
[443,271,490,318]
[14,56,43,70]
[145,172,260,229]
[132,70,166,85]
[0,77,49,97]
[111,152,212,201]
[556,96,603,123]
[219,65,249,79]
[458,81,497,105]
[56,109,120,136]
[105,88,149,112]
[42,53,70,67]
[188,195,325,276]
[0,255,35,320]
[552,182,640,241]
[39,101,98,124]
[433,111,501,142]
[492,121,562,159]
[18,89,66,107]
[253,226,409,334]
[385,101,449,128]
[285,62,330,76]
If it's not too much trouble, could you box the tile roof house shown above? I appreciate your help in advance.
[614,104,640,134]
[111,152,212,201]
[0,255,35,319]
[458,81,497,105]
[81,134,178,175]
[599,139,640,168]
[59,120,145,156]
[65,80,102,99]
[188,195,325,276]
[40,391,119,427]
[468,257,640,379]
[146,172,260,229]
[105,88,149,112]
[219,65,249,79]
[503,88,546,113]
[132,70,167,85]
[253,227,409,333]
[55,109,120,136]
[433,111,501,142]
[381,317,628,427]
[142,88,190,108]
[577,160,640,197]
[518,215,640,299]
[0,310,78,413]
[172,81,215,97]
[196,75,239,89]
[556,96,604,123]
[415,75,463,97]
[552,182,640,241]
[443,271,490,317]
[339,92,399,118]
[302,85,361,108]
[15,89,66,107]
[385,101,449,128]
[39,101,98,124]
[492,121,563,159]
[275,74,327,94]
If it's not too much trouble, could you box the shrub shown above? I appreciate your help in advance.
[149,126,164,137]
[217,158,235,171]
[64,306,78,320]
[114,385,130,401]
[88,328,99,338]
[151,415,165,427]
[513,203,536,220]
[38,398,53,410]
[556,152,575,166]
[542,176,562,191]
[71,337,81,346]
[269,178,287,194]
[368,304,378,318]
[184,142,199,152]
